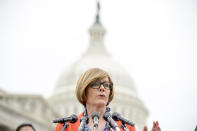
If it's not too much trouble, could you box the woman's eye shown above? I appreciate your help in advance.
[104,83,109,87]
[94,82,101,86]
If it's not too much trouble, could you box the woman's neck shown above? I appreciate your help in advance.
[85,104,107,131]
[86,104,106,118]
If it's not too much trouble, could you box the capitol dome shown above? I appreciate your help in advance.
[54,47,137,98]
[53,22,137,97]
[49,7,148,130]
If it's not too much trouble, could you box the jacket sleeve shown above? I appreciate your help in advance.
[55,123,64,131]
[126,124,136,131]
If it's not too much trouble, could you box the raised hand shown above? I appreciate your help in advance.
[143,121,161,131]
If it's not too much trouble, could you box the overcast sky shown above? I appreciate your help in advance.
[0,0,197,131]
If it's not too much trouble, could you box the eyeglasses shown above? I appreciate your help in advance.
[89,81,113,90]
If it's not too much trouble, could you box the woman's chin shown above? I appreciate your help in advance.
[95,101,107,107]
[90,101,107,107]
[86,99,108,107]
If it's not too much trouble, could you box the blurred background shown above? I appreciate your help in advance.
[0,0,197,131]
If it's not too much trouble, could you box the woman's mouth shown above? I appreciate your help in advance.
[98,94,105,97]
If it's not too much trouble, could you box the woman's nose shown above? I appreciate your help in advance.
[99,84,105,91]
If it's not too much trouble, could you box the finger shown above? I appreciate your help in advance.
[152,122,155,131]
[156,121,160,131]
[153,121,156,128]
[155,121,161,131]
[156,121,159,127]
[143,125,148,131]
[153,121,157,131]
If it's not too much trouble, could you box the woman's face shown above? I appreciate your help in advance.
[19,126,34,131]
[86,77,111,107]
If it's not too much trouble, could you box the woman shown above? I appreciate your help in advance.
[16,123,36,131]
[55,68,161,131]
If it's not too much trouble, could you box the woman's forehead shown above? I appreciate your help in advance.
[100,77,109,81]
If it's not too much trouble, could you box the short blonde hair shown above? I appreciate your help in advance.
[76,68,114,106]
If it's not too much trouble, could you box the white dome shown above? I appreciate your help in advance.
[54,54,137,97]
[52,23,137,97]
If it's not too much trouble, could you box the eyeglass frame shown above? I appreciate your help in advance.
[89,81,113,90]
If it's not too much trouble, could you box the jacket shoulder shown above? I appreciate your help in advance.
[55,112,84,131]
